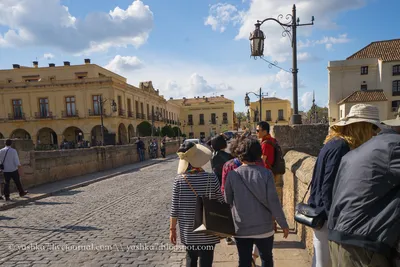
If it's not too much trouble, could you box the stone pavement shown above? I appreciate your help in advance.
[212,231,311,267]
[0,156,310,266]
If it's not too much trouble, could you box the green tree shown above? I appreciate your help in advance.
[235,112,247,129]
[161,125,174,137]
[306,105,329,123]
[172,126,181,137]
[137,121,152,136]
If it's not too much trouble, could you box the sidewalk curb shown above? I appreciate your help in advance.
[0,155,177,212]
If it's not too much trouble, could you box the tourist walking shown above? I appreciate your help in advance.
[308,104,382,267]
[210,134,233,186]
[328,108,400,267]
[160,137,166,158]
[0,139,28,201]
[170,141,223,267]
[224,138,289,267]
[135,137,145,161]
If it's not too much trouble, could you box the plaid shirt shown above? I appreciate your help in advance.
[221,158,264,194]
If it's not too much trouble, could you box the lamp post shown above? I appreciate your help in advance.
[249,4,314,125]
[98,96,117,145]
[245,88,267,122]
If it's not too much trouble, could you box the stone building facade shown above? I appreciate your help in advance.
[0,60,180,146]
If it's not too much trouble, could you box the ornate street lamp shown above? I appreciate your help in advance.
[249,5,314,125]
[245,88,267,122]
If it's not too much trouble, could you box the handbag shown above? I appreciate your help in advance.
[183,175,235,238]
[294,180,326,230]
[0,148,10,171]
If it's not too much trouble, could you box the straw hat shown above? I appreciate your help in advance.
[177,142,212,174]
[333,103,383,129]
[382,107,400,126]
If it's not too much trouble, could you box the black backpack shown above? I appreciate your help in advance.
[262,140,286,175]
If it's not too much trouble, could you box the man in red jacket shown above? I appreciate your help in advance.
[256,121,276,170]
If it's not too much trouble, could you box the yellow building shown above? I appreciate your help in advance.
[248,97,292,126]
[328,39,400,124]
[0,60,180,146]
[168,95,235,139]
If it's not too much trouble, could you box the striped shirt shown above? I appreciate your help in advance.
[170,171,224,245]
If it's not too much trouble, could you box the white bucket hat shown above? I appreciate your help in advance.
[333,103,383,129]
[382,107,400,126]
[177,142,212,174]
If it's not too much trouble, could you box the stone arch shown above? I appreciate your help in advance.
[128,124,135,143]
[118,123,128,145]
[62,126,84,143]
[91,125,108,146]
[37,127,58,145]
[10,129,31,139]
[0,132,4,139]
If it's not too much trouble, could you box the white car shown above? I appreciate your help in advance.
[183,138,200,145]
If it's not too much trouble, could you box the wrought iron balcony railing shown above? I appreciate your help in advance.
[62,110,79,118]
[34,111,55,119]
[8,113,25,120]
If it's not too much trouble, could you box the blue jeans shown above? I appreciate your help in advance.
[235,236,274,267]
[138,149,145,161]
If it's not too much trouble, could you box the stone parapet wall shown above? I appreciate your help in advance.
[0,139,180,189]
[271,124,328,157]
[282,150,316,257]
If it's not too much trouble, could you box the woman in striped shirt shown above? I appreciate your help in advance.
[170,141,224,267]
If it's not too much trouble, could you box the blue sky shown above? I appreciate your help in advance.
[0,0,399,112]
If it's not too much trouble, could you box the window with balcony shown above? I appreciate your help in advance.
[393,65,400,76]
[361,84,368,91]
[393,80,400,96]
[93,95,101,115]
[140,103,144,118]
[188,115,193,125]
[278,109,284,121]
[222,113,228,124]
[361,66,368,75]
[392,100,400,112]
[127,99,133,117]
[211,113,216,124]
[65,96,76,117]
[199,114,205,125]
[12,99,23,119]
[39,98,49,118]
[266,110,272,121]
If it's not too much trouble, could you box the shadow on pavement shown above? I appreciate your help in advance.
[54,190,84,196]
[60,225,102,231]
[28,201,73,206]
[0,216,15,221]
[273,241,305,249]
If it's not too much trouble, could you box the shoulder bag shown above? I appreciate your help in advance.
[294,181,325,229]
[0,148,10,171]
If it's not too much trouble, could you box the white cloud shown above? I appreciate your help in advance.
[231,0,364,61]
[298,52,321,62]
[43,53,55,60]
[298,33,350,51]
[104,55,144,72]
[301,91,314,111]
[205,3,242,33]
[106,55,276,104]
[275,69,305,89]
[0,0,153,53]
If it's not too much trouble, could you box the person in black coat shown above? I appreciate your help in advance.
[210,135,233,186]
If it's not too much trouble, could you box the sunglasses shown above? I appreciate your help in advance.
[256,129,260,132]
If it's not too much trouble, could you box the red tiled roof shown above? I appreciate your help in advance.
[337,90,387,104]
[347,39,400,61]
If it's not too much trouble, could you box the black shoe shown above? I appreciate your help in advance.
[0,196,3,200]
[19,191,28,197]
[5,197,11,201]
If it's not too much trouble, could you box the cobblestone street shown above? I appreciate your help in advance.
[0,158,185,267]
[0,157,310,267]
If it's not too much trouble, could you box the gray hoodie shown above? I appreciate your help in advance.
[224,165,288,236]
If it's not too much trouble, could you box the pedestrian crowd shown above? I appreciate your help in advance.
[169,103,400,267]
